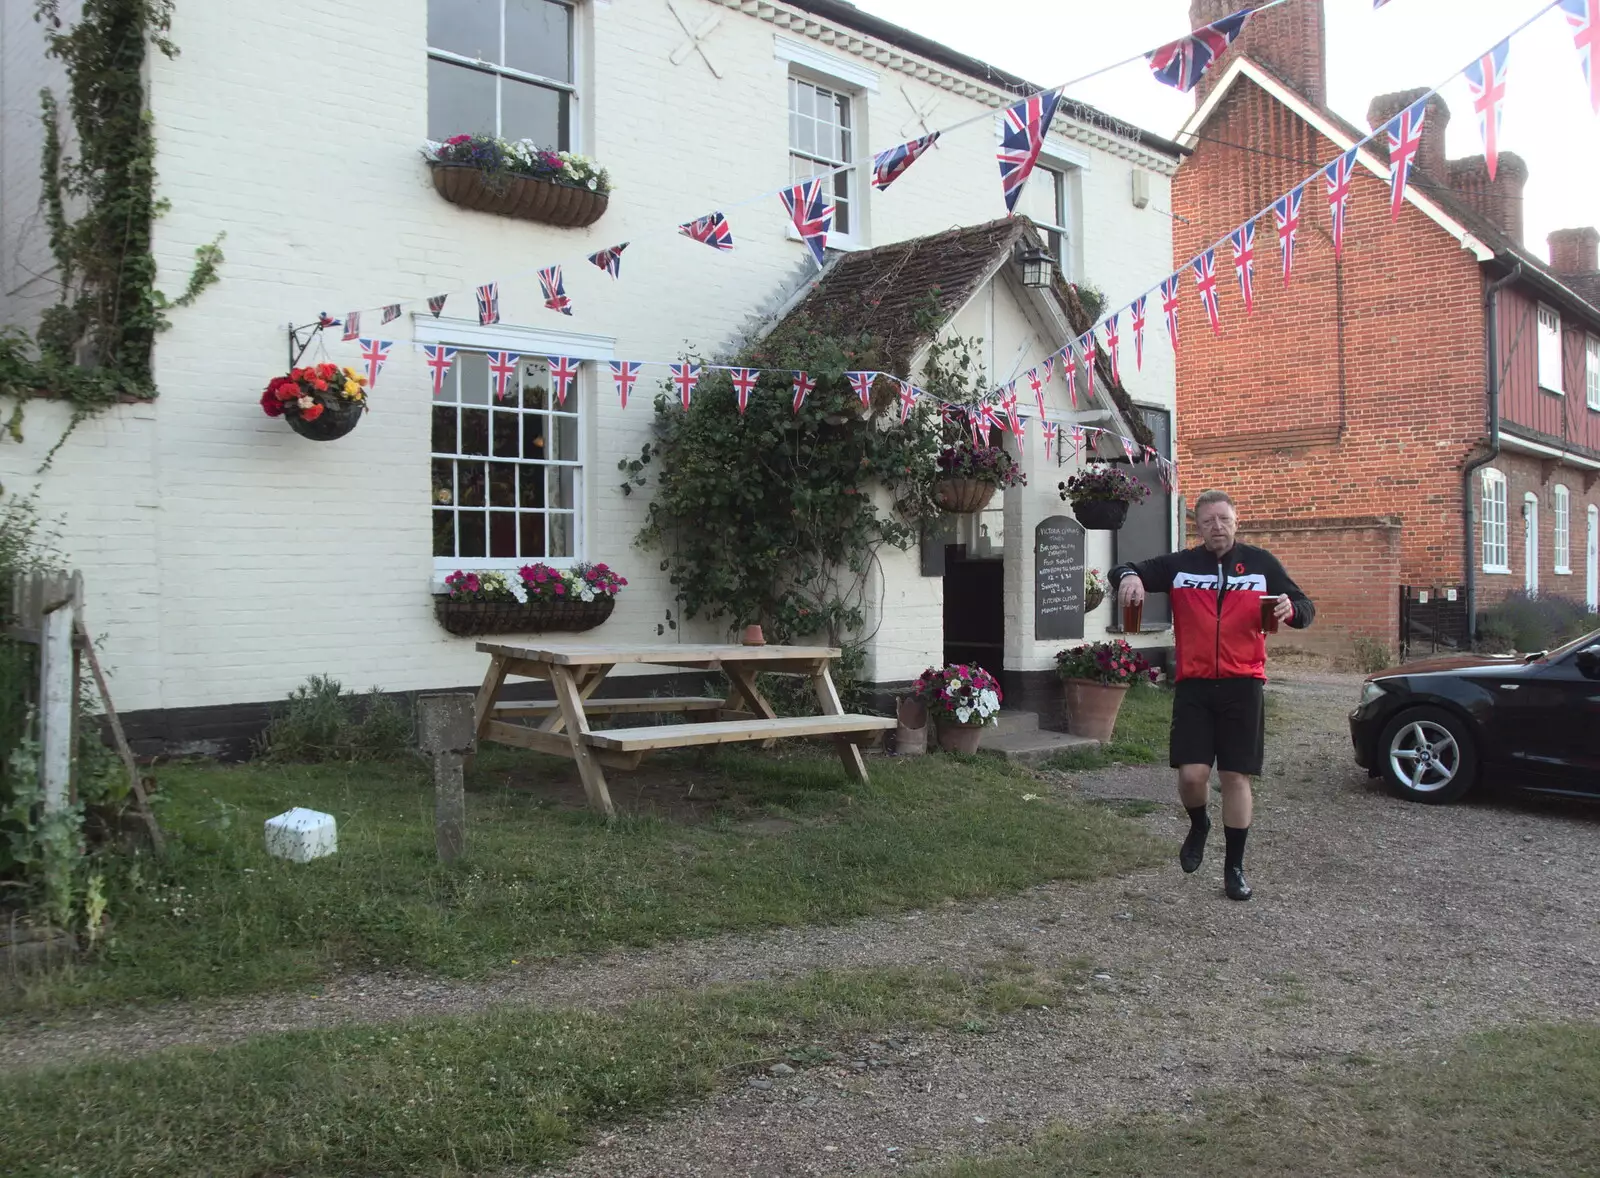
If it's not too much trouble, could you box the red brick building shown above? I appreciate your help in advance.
[1170,0,1600,654]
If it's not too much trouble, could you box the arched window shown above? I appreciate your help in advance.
[1480,468,1508,573]
[1553,485,1571,575]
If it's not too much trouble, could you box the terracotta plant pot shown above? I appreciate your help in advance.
[1071,498,1130,530]
[287,398,365,441]
[935,478,997,514]
[895,698,928,756]
[433,595,615,636]
[741,624,765,646]
[1061,678,1128,742]
[428,163,609,228]
[936,719,985,755]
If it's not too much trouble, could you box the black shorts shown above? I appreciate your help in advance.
[1170,677,1266,776]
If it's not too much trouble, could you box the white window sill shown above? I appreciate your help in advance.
[1539,383,1565,396]
[1482,565,1512,575]
[1555,566,1573,575]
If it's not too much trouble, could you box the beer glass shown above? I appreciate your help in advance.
[1122,596,1143,634]
[1260,595,1281,634]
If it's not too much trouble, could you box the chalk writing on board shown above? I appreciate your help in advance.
[1034,515,1085,642]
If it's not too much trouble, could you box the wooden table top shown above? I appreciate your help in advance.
[476,641,841,667]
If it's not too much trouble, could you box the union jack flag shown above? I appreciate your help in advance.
[1080,331,1098,377]
[1147,9,1251,92]
[423,344,458,396]
[1067,424,1085,463]
[1159,275,1182,354]
[1272,184,1305,286]
[381,304,401,325]
[976,403,1002,447]
[1061,346,1079,410]
[1464,42,1510,181]
[1105,313,1121,384]
[545,356,580,406]
[476,283,500,326]
[609,360,641,409]
[427,294,448,318]
[317,311,338,329]
[341,312,360,342]
[729,367,760,415]
[1041,420,1059,462]
[539,266,573,317]
[846,370,876,408]
[1131,295,1148,371]
[997,89,1062,213]
[487,351,521,402]
[791,370,815,414]
[588,242,629,279]
[1384,98,1428,222]
[1120,435,1140,463]
[1042,353,1055,384]
[781,178,835,268]
[358,338,392,388]
[1192,250,1222,336]
[1323,148,1358,260]
[679,211,734,251]
[897,379,919,423]
[1560,0,1598,113]
[670,362,701,410]
[999,385,1021,439]
[1230,221,1257,315]
[1026,368,1046,418]
[872,133,939,192]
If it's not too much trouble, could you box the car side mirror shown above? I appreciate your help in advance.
[1578,646,1600,681]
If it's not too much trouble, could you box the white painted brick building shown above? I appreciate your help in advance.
[0,0,1179,747]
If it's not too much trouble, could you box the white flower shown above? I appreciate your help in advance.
[579,587,596,603]
[955,706,973,724]
[977,689,999,713]
[508,579,528,604]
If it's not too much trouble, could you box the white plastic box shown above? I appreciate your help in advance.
[264,807,337,863]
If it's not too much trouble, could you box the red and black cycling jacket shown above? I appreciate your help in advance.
[1110,543,1314,682]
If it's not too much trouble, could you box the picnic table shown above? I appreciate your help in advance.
[472,641,896,817]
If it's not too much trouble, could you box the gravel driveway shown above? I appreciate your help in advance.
[4,672,1599,1177]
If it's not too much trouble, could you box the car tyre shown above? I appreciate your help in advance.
[1377,705,1478,804]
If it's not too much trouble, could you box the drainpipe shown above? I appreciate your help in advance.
[1463,264,1522,643]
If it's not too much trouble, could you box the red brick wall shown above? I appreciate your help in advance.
[1173,75,1489,645]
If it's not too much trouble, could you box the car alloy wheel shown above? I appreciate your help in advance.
[1388,719,1461,793]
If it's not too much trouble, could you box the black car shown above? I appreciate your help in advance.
[1350,627,1600,803]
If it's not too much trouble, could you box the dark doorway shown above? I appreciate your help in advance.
[1112,406,1173,630]
[944,552,1004,680]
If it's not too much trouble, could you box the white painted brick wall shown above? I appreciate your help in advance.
[0,0,1176,714]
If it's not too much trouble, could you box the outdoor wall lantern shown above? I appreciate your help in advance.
[1018,245,1055,289]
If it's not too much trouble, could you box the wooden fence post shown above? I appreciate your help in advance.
[37,573,81,814]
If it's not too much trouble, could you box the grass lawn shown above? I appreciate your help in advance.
[0,963,1066,1177]
[925,1022,1600,1177]
[6,744,1163,1011]
[1040,679,1173,771]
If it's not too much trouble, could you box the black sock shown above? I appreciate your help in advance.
[1224,825,1249,872]
[1185,805,1210,833]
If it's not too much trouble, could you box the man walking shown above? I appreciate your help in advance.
[1110,489,1313,901]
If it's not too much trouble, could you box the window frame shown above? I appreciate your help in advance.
[1553,484,1571,575]
[1586,334,1600,412]
[426,0,580,150]
[1536,303,1563,395]
[1480,467,1509,573]
[785,71,864,248]
[1523,491,1540,595]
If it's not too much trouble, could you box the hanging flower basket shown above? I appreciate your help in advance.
[261,363,368,441]
[428,164,609,228]
[935,478,996,514]
[1070,498,1130,531]
[434,595,615,636]
[1084,568,1107,613]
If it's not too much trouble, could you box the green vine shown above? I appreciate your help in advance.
[0,0,223,455]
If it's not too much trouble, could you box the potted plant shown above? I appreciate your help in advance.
[910,663,1003,754]
[422,135,611,228]
[433,561,628,636]
[1084,567,1108,613]
[1053,639,1158,742]
[933,443,1026,514]
[260,363,368,440]
[1058,463,1150,531]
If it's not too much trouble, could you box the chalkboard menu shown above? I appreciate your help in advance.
[1034,515,1085,641]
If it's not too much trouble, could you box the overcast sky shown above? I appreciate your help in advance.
[848,0,1595,261]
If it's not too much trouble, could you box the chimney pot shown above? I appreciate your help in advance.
[1548,227,1600,275]
[1367,88,1450,182]
[1190,0,1326,108]
[1446,153,1528,247]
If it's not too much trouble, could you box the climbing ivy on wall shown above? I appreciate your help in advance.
[0,0,222,450]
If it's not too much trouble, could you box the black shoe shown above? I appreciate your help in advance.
[1179,822,1210,874]
[1225,867,1253,901]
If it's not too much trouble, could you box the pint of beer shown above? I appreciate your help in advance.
[1259,595,1281,634]
[1122,597,1143,634]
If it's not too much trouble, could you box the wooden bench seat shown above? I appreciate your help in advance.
[584,713,895,753]
[493,696,725,717]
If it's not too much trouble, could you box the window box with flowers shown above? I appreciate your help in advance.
[422,135,612,228]
[1058,463,1150,531]
[909,663,1004,754]
[260,363,368,440]
[1054,639,1157,742]
[933,443,1026,514]
[433,561,627,636]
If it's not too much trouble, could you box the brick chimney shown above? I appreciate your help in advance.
[1366,88,1450,182]
[1445,153,1529,246]
[1191,0,1326,108]
[1549,227,1600,274]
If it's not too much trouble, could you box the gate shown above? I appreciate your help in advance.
[1398,585,1469,660]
